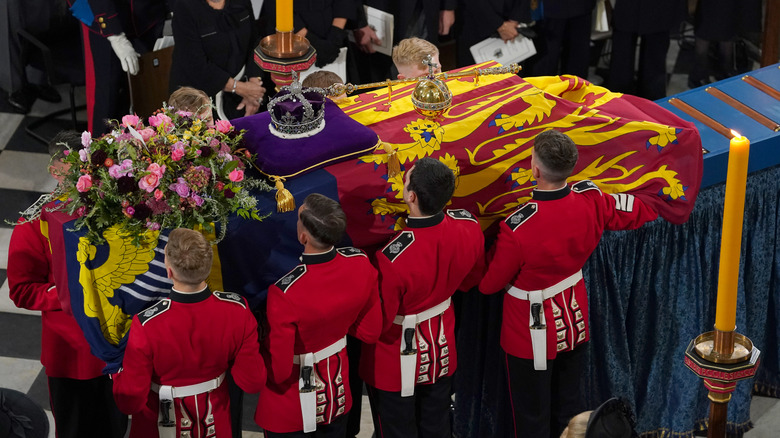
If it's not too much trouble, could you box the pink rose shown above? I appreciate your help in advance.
[108,159,134,178]
[146,221,161,231]
[139,128,156,142]
[138,173,161,192]
[215,119,232,134]
[191,193,204,206]
[228,169,244,182]
[171,144,185,162]
[121,114,140,128]
[148,114,172,130]
[63,150,70,156]
[76,175,93,192]
[81,131,92,148]
[147,163,166,177]
[215,181,225,191]
[154,189,164,200]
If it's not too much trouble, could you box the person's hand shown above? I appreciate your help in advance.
[353,25,381,54]
[236,96,260,116]
[236,77,266,103]
[439,10,455,35]
[107,33,140,75]
[498,20,519,42]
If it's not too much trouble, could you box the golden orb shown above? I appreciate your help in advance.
[411,77,452,119]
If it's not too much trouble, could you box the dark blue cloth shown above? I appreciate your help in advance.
[454,164,780,437]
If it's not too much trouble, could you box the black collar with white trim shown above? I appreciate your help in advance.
[301,246,337,265]
[406,211,445,228]
[170,286,211,303]
[532,185,571,201]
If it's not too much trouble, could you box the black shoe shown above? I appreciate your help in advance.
[34,84,62,103]
[7,86,36,114]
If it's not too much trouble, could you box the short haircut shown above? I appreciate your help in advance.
[302,71,343,89]
[563,410,593,438]
[392,37,439,70]
[533,129,579,184]
[407,157,455,215]
[165,228,213,286]
[48,130,80,161]
[168,86,210,114]
[299,193,347,248]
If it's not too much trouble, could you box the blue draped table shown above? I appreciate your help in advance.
[453,63,780,436]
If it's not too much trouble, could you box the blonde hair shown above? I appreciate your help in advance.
[392,37,439,71]
[165,228,213,286]
[168,86,210,114]
[302,71,343,89]
[561,411,594,438]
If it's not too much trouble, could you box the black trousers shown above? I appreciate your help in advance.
[48,375,128,438]
[530,12,593,79]
[503,346,585,438]
[607,29,671,100]
[366,376,452,438]
[263,412,348,438]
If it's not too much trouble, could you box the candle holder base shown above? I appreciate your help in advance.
[684,330,760,438]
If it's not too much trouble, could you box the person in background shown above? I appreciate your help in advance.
[361,157,485,438]
[392,37,441,79]
[70,0,167,134]
[687,0,739,88]
[607,0,686,100]
[8,130,128,438]
[560,398,638,438]
[455,0,528,67]
[528,0,594,79]
[479,130,658,438]
[348,0,455,83]
[256,193,382,437]
[168,86,214,127]
[112,228,267,438]
[169,0,266,120]
[301,71,348,102]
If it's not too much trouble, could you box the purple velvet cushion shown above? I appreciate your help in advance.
[232,100,378,177]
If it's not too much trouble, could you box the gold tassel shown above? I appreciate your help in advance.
[272,177,295,213]
[381,142,401,178]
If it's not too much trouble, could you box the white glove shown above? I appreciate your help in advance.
[107,33,140,75]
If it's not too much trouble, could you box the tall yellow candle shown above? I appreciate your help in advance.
[714,131,750,332]
[276,0,294,33]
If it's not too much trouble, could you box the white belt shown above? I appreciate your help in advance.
[393,297,452,397]
[295,336,347,433]
[505,270,583,371]
[152,372,226,437]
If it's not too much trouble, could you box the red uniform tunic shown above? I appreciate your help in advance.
[113,288,266,438]
[479,181,658,359]
[256,247,382,433]
[360,209,485,392]
[7,218,106,379]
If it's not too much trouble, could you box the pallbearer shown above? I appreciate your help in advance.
[360,157,485,438]
[257,193,382,437]
[479,130,659,438]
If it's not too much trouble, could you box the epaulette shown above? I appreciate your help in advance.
[337,247,367,258]
[505,203,538,231]
[138,299,171,326]
[213,291,246,309]
[275,265,307,293]
[446,209,478,223]
[382,231,415,262]
[571,180,601,194]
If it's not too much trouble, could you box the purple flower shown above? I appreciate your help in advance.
[169,177,190,198]
[78,148,90,162]
[191,193,204,206]
[81,131,92,148]
[108,159,134,178]
[117,176,137,194]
